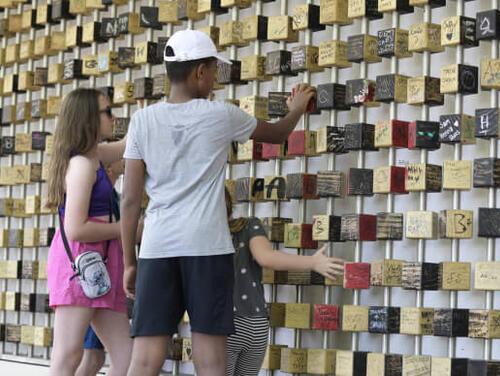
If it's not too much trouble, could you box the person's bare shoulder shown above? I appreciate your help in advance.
[66,155,98,182]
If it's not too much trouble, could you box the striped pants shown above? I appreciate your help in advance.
[226,315,269,376]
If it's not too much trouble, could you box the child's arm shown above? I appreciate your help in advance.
[249,236,344,280]
[135,215,145,241]
[250,84,316,144]
[120,158,146,298]
[64,156,121,242]
[97,138,127,166]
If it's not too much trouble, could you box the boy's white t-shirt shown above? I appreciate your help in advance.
[124,99,257,258]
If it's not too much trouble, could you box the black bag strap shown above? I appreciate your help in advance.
[58,195,114,271]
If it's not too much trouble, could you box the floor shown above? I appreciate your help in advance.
[0,360,50,375]
[0,360,186,375]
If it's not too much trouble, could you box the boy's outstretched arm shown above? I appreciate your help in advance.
[250,83,316,144]
[121,158,146,299]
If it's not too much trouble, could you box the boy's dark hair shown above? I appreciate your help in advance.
[165,46,217,83]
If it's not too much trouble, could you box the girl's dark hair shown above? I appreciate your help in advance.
[225,187,233,219]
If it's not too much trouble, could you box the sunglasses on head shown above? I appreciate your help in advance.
[100,106,113,118]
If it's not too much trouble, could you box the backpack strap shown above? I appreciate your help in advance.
[58,213,77,272]
[102,196,113,262]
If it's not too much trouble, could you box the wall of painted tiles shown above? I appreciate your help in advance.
[0,0,499,375]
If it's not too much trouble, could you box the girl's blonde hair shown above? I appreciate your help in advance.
[46,88,104,209]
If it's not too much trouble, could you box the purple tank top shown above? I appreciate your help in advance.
[59,161,113,217]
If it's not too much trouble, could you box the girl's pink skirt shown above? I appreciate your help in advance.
[47,220,127,313]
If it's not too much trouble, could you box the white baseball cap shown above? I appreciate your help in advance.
[164,29,231,65]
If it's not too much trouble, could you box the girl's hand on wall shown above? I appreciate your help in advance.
[311,245,345,280]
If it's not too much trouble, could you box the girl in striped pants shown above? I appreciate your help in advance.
[225,189,344,376]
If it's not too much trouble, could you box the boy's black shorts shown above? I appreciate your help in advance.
[131,254,235,337]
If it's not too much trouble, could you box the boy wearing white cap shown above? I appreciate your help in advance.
[120,29,315,376]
